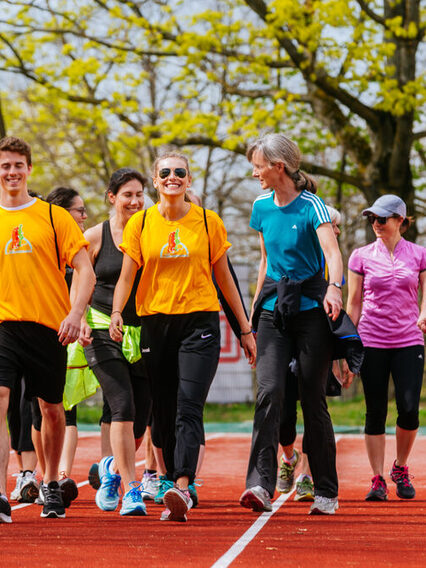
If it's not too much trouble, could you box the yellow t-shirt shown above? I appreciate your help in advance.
[0,198,88,331]
[121,203,231,316]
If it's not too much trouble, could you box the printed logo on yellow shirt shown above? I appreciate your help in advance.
[160,228,189,258]
[5,224,32,255]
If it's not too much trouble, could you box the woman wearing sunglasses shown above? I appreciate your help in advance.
[110,152,256,522]
[345,194,426,502]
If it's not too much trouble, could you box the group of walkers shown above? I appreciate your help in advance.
[0,133,424,525]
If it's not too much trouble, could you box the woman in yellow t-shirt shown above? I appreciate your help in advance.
[110,152,256,523]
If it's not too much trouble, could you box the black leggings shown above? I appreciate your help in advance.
[91,358,151,439]
[7,377,34,453]
[361,345,424,435]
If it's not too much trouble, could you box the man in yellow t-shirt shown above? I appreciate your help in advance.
[0,136,95,523]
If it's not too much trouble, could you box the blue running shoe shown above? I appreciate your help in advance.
[188,479,203,508]
[120,482,147,516]
[95,456,121,511]
[154,475,173,504]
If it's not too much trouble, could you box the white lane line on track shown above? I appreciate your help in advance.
[210,434,342,568]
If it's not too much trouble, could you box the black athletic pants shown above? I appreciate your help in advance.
[246,308,338,498]
[141,312,220,484]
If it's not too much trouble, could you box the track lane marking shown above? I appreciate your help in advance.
[210,435,342,568]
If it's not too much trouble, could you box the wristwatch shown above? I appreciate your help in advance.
[329,282,342,289]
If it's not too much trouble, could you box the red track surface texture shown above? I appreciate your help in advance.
[1,433,425,567]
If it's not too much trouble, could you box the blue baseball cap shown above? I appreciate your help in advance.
[362,194,406,218]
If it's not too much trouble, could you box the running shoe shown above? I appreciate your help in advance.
[0,494,12,523]
[239,486,272,512]
[19,471,39,503]
[154,475,173,504]
[40,481,66,518]
[95,456,121,511]
[35,485,44,505]
[88,462,101,490]
[162,487,193,522]
[120,482,147,516]
[10,472,23,501]
[309,495,338,515]
[390,460,415,499]
[188,479,203,508]
[294,475,315,502]
[58,477,78,508]
[365,475,388,501]
[141,472,158,501]
[276,449,300,493]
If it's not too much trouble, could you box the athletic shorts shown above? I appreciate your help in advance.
[0,321,67,404]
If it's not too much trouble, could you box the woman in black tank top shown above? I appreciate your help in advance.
[81,168,151,517]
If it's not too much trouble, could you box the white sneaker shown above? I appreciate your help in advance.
[19,471,39,503]
[239,486,273,512]
[10,473,23,501]
[141,472,158,501]
[309,495,339,515]
[162,487,193,522]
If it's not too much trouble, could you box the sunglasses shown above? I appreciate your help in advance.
[67,207,87,216]
[366,214,399,225]
[158,168,187,179]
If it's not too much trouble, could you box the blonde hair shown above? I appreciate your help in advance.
[326,205,341,225]
[246,133,317,193]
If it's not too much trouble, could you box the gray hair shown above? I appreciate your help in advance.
[246,133,317,193]
[326,205,341,225]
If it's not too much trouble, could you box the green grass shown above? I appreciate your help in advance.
[77,392,426,427]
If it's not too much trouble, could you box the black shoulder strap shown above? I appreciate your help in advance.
[49,203,61,270]
[141,209,147,235]
[202,208,211,265]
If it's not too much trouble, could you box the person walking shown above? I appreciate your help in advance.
[240,133,343,516]
[0,136,95,522]
[345,195,426,501]
[110,151,256,522]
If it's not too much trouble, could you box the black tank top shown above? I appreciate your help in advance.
[91,220,141,326]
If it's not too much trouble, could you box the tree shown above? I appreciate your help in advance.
[0,0,424,242]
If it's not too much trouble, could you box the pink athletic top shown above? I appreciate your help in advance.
[348,238,426,348]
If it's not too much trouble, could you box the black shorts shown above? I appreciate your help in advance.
[0,321,67,404]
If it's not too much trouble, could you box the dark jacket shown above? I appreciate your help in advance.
[252,272,364,376]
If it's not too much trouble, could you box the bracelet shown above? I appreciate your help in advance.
[111,310,122,316]
[240,329,253,336]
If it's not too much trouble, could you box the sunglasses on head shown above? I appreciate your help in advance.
[158,168,187,179]
[366,214,398,225]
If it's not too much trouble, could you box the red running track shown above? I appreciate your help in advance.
[1,433,425,567]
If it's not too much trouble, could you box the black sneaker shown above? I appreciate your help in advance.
[390,460,415,499]
[40,481,66,518]
[88,463,101,490]
[0,495,12,523]
[58,477,78,508]
[365,475,388,501]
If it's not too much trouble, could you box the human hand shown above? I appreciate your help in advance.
[323,285,342,321]
[109,311,123,342]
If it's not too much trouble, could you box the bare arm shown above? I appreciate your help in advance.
[58,248,96,346]
[346,270,364,327]
[417,271,426,333]
[213,253,256,367]
[250,232,267,322]
[109,253,139,342]
[316,223,343,321]
[341,269,364,387]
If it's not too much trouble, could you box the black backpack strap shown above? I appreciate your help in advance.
[202,208,211,265]
[141,209,147,235]
[49,203,61,270]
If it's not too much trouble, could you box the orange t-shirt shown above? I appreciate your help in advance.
[0,198,88,331]
[121,203,231,316]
